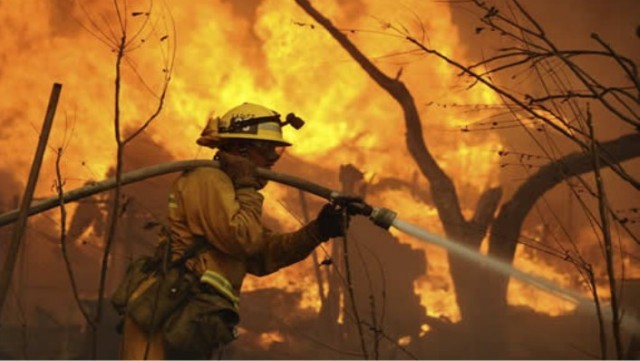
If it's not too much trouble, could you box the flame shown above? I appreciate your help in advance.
[419,323,431,337]
[258,330,285,348]
[1,0,603,335]
[507,245,578,316]
[398,335,412,346]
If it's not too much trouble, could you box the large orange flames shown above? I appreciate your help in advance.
[2,0,621,333]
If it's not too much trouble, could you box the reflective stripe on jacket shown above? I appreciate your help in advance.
[164,166,326,300]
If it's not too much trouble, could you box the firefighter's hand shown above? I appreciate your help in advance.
[331,195,372,216]
[316,203,349,239]
[217,151,260,189]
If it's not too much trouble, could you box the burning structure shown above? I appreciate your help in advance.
[0,0,638,359]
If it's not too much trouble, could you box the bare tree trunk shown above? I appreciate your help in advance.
[587,114,623,359]
[338,164,369,359]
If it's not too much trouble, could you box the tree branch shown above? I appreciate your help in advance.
[488,132,640,303]
[294,0,467,234]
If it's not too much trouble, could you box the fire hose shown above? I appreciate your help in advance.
[0,159,398,229]
[0,159,601,305]
[0,159,636,331]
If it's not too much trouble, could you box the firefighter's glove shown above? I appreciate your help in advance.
[218,151,260,189]
[332,195,372,217]
[316,203,349,239]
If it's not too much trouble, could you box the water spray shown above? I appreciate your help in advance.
[339,199,591,304]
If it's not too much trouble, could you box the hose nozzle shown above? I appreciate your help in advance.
[369,207,397,230]
[327,192,396,230]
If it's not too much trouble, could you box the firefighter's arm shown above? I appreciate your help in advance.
[179,166,266,258]
[247,203,346,276]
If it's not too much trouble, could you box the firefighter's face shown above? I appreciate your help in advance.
[223,140,285,169]
[246,140,285,169]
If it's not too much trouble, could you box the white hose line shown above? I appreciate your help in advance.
[392,218,591,305]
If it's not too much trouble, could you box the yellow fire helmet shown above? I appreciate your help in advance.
[197,102,305,149]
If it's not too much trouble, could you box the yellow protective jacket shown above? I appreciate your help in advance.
[162,166,326,303]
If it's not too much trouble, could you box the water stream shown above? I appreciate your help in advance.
[392,218,591,305]
[392,217,640,332]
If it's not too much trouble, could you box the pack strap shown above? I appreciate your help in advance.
[170,234,212,268]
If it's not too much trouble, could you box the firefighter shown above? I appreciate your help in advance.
[118,103,347,359]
